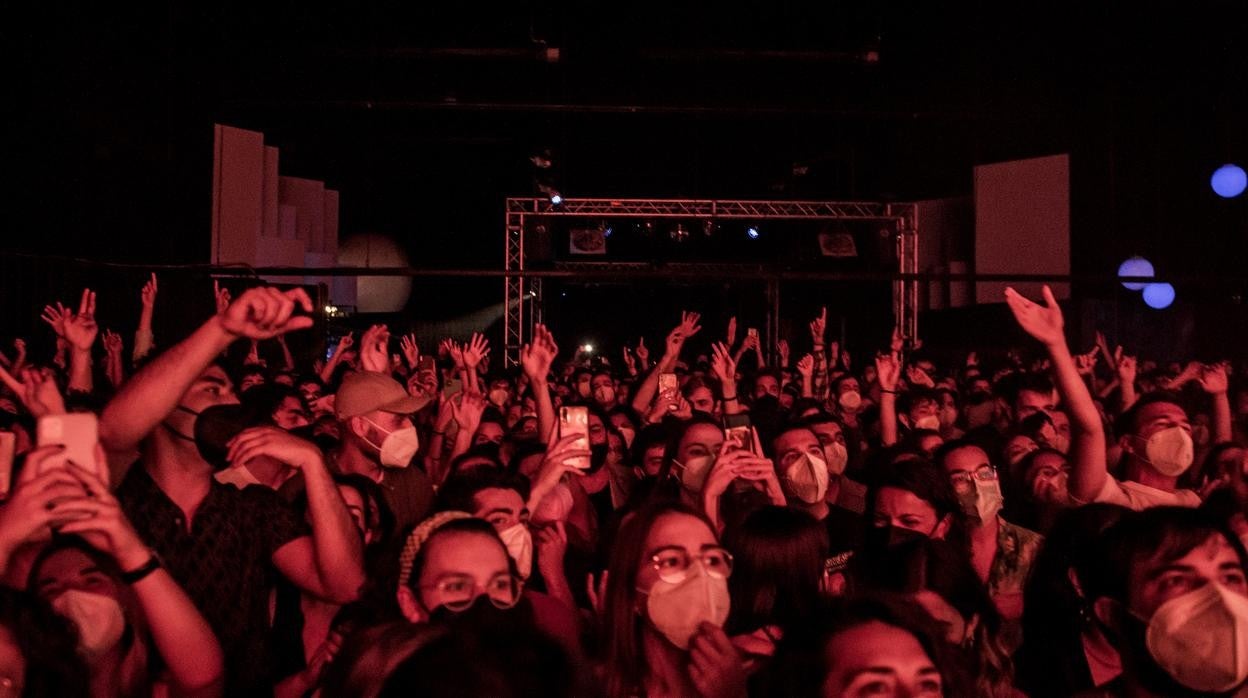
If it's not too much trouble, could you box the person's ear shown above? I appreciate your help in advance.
[1092,596,1121,632]
[963,613,981,646]
[396,586,427,624]
[932,514,952,540]
[348,416,370,440]
[1119,434,1136,457]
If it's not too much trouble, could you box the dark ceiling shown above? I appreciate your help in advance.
[2,1,1246,282]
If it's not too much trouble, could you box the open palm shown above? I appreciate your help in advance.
[1004,285,1065,347]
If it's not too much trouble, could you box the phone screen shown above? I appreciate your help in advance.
[724,426,753,454]
[559,406,591,469]
[36,413,100,481]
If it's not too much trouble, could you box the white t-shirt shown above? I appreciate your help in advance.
[1075,475,1200,511]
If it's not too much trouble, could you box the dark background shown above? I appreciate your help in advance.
[2,2,1246,362]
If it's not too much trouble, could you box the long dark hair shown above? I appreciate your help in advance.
[864,457,968,551]
[601,500,717,698]
[0,586,90,696]
[723,505,827,635]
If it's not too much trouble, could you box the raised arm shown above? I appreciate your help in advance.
[520,323,559,442]
[875,351,902,447]
[1200,362,1233,445]
[796,354,815,398]
[809,308,830,401]
[1005,286,1107,502]
[631,313,701,413]
[709,342,742,416]
[100,287,314,454]
[133,273,157,364]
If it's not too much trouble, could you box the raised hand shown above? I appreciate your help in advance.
[776,339,791,368]
[709,342,738,386]
[61,289,99,352]
[245,340,262,367]
[875,351,902,392]
[679,311,703,338]
[796,354,815,378]
[621,347,637,375]
[634,337,650,365]
[335,332,355,355]
[1200,362,1231,395]
[443,339,466,370]
[11,339,25,365]
[451,391,488,433]
[890,327,905,354]
[520,324,559,381]
[103,330,123,360]
[140,272,158,309]
[41,302,69,338]
[1074,349,1098,376]
[905,364,935,388]
[0,365,65,419]
[1115,348,1138,385]
[463,333,491,371]
[809,306,828,346]
[358,324,390,373]
[725,316,738,347]
[406,369,438,403]
[1004,285,1065,347]
[666,312,702,358]
[400,334,420,369]
[213,280,232,315]
[218,287,313,340]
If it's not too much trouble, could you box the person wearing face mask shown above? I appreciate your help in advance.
[394,512,582,659]
[570,369,594,403]
[602,501,746,698]
[1086,507,1248,697]
[104,286,365,693]
[0,586,90,697]
[1004,285,1205,513]
[26,503,224,697]
[318,371,435,531]
[935,440,1042,650]
[590,371,618,410]
[771,426,864,570]
[1015,447,1075,534]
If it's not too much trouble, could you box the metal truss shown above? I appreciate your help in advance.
[503,197,919,367]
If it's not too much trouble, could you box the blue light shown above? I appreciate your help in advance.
[1117,257,1155,291]
[550,193,563,205]
[1142,282,1176,309]
[1212,164,1247,198]
[747,226,760,240]
[602,225,613,238]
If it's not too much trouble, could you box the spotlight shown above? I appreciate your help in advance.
[702,220,716,237]
[747,226,760,240]
[1142,283,1176,309]
[1212,164,1247,198]
[1117,257,1155,291]
[582,343,595,353]
[600,221,613,238]
[670,224,689,242]
[550,193,563,205]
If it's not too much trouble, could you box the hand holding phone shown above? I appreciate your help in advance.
[659,373,679,411]
[36,413,104,484]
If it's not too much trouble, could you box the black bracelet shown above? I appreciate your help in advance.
[120,554,162,585]
[722,395,738,402]
[880,389,899,395]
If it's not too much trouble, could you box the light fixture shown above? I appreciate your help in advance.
[747,226,760,240]
[1142,283,1176,309]
[1211,164,1247,198]
[1117,257,1155,291]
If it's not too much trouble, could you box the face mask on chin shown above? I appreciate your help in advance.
[52,590,127,659]
[958,479,1004,524]
[913,415,941,432]
[498,524,533,579]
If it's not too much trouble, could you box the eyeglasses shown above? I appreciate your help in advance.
[949,466,998,490]
[421,572,524,611]
[649,546,734,584]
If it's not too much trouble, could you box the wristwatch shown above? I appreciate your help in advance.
[120,553,163,585]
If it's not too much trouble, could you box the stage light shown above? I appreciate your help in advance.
[1211,164,1247,198]
[1117,257,1155,291]
[670,224,689,242]
[602,224,614,238]
[702,220,717,236]
[747,226,760,240]
[550,193,563,205]
[582,343,595,353]
[1142,283,1176,309]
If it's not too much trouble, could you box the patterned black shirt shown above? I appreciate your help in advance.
[117,465,308,695]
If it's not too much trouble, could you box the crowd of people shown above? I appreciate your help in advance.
[0,274,1246,697]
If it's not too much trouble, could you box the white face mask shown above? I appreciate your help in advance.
[838,391,862,412]
[594,385,616,406]
[362,417,419,468]
[618,426,637,449]
[959,479,1004,523]
[52,590,126,658]
[674,456,714,494]
[488,388,510,408]
[642,564,731,650]
[498,523,533,579]
[913,415,941,431]
[784,453,830,504]
[214,465,263,489]
[1143,582,1248,693]
[1139,426,1194,477]
[823,442,849,477]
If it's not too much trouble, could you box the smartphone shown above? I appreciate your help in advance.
[723,412,751,429]
[36,413,102,482]
[559,406,591,470]
[747,327,759,340]
[0,433,13,499]
[418,356,436,373]
[724,425,754,455]
[658,373,679,410]
[443,377,463,399]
